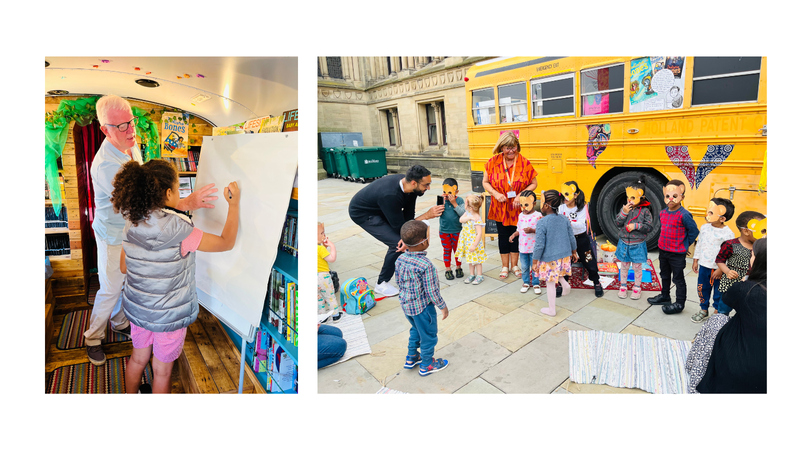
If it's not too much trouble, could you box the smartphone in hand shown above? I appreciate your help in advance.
[437,195,444,206]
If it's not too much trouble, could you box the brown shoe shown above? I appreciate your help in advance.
[86,345,107,366]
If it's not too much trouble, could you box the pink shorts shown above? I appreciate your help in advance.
[130,323,187,363]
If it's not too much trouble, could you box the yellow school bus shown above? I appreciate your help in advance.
[465,56,766,249]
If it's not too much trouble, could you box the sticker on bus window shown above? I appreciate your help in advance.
[586,124,610,168]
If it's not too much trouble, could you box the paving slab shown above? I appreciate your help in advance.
[632,301,703,341]
[483,265,523,284]
[329,252,384,274]
[436,302,504,349]
[473,289,535,315]
[547,285,600,312]
[454,377,506,394]
[318,359,382,394]
[440,275,506,310]
[566,298,643,333]
[520,298,574,323]
[481,320,590,394]
[354,331,413,383]
[557,379,649,394]
[620,324,666,338]
[386,332,511,394]
[363,306,411,346]
[476,307,559,352]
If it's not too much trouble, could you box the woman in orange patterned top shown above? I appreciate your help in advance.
[482,132,538,279]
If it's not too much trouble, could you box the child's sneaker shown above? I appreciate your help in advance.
[630,285,642,300]
[533,285,542,294]
[691,310,709,323]
[617,286,628,299]
[419,358,449,376]
[331,312,343,323]
[138,383,152,394]
[472,275,485,285]
[455,267,464,278]
[464,275,475,284]
[444,270,454,280]
[404,352,422,369]
[520,284,531,293]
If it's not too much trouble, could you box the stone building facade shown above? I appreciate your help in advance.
[318,56,493,179]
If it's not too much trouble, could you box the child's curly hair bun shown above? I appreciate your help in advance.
[111,159,177,225]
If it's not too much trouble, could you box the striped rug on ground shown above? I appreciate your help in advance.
[376,387,407,394]
[568,330,692,394]
[326,312,371,367]
[57,309,131,350]
[46,357,153,394]
[568,259,662,292]
[87,275,100,305]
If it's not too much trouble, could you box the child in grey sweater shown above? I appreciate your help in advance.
[532,190,578,316]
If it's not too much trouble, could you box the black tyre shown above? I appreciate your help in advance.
[596,171,665,251]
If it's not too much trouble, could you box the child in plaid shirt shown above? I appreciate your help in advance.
[395,220,450,376]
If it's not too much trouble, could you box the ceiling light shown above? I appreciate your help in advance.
[191,93,211,103]
[135,79,160,88]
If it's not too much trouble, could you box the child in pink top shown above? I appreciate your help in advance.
[509,191,543,293]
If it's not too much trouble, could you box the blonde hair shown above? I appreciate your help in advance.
[491,131,520,155]
[465,195,483,213]
[96,95,133,126]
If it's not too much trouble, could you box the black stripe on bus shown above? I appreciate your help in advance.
[475,57,566,78]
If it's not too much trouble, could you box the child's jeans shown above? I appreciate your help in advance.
[519,253,541,286]
[697,265,730,314]
[405,303,438,368]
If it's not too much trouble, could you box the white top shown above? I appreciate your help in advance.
[90,138,144,245]
[695,223,736,269]
[558,204,587,235]
[517,211,542,253]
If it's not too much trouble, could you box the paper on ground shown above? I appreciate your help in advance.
[583,275,616,289]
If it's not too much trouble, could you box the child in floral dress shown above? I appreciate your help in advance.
[454,195,487,285]
[532,190,578,316]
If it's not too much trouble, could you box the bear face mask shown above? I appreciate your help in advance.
[626,186,644,206]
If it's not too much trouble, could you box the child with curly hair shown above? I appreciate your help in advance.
[111,159,240,393]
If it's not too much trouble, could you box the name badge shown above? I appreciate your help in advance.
[507,191,516,198]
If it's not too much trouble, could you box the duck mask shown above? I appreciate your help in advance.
[519,195,536,214]
[442,184,457,196]
[747,217,767,239]
[626,186,644,206]
[561,183,577,203]
[706,202,728,223]
[663,183,685,206]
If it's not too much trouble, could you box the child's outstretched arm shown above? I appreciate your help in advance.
[198,182,240,252]
[120,246,127,274]
[323,238,337,263]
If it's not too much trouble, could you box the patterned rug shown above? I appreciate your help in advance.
[57,309,131,350]
[324,312,371,367]
[568,330,692,394]
[46,357,153,394]
[87,275,100,305]
[567,259,662,292]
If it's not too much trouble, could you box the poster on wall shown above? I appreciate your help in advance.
[629,56,685,113]
[282,109,298,132]
[161,112,189,158]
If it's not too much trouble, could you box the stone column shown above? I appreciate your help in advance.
[352,57,361,82]
[433,102,444,147]
[416,57,424,69]
[401,57,408,70]
[319,57,329,79]
[390,57,398,75]
[342,56,352,80]
[392,108,401,146]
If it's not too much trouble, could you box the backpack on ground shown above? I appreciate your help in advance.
[340,277,376,315]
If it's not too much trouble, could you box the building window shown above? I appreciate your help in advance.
[692,57,761,106]
[581,64,624,116]
[440,102,447,145]
[499,82,528,123]
[326,57,343,79]
[472,88,495,125]
[426,104,438,145]
[386,110,396,146]
[531,73,575,118]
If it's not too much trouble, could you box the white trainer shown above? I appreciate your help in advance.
[520,284,531,293]
[374,281,399,297]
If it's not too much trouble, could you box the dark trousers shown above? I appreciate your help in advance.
[350,213,402,284]
[659,249,687,304]
[565,232,599,284]
[496,222,519,254]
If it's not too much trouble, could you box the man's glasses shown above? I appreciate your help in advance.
[106,117,137,132]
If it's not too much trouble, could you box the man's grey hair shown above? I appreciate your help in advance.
[96,95,133,126]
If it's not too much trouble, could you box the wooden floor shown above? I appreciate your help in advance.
[46,275,263,394]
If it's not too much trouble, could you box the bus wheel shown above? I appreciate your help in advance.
[596,171,665,251]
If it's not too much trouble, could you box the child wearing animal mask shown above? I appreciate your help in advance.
[614,175,653,300]
[647,179,699,314]
[438,178,466,280]
[690,198,735,323]
[509,190,543,294]
[558,181,603,297]
[713,210,766,313]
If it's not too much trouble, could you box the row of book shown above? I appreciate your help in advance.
[45,235,70,256]
[253,329,298,393]
[280,215,298,256]
[45,206,69,228]
[266,268,298,346]
[163,149,201,172]
[212,109,298,136]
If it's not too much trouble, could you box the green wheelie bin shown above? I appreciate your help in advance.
[343,147,388,183]
[332,147,352,180]
[322,147,338,177]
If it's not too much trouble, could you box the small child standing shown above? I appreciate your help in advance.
[558,181,603,297]
[112,160,240,394]
[318,222,342,323]
[614,175,653,300]
[454,195,487,285]
[647,179,700,314]
[509,190,543,294]
[438,178,466,280]
[714,210,765,312]
[395,220,450,376]
[532,190,578,316]
[690,198,736,323]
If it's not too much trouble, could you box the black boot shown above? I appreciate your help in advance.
[556,284,563,298]
[593,282,604,298]
[662,303,684,315]
[647,293,672,305]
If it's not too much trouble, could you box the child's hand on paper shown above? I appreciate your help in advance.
[225,182,240,206]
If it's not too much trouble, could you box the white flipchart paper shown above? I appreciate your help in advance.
[193,132,298,341]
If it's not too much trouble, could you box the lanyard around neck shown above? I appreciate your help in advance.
[503,156,517,188]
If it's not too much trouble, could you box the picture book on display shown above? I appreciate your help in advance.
[266,268,298,346]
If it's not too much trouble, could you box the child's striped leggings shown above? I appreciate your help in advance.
[439,232,461,268]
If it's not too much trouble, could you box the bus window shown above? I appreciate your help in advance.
[692,57,761,106]
[530,73,574,118]
[472,88,495,125]
[580,64,624,116]
[498,82,527,123]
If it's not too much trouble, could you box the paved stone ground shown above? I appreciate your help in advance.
[318,176,707,394]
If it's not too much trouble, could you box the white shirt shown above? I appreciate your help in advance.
[558,204,587,235]
[91,138,143,245]
[695,223,736,269]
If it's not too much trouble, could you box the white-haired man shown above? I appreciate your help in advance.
[85,95,218,365]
